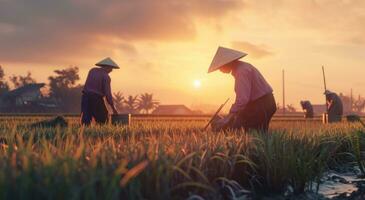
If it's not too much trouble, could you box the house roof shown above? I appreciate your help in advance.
[1,83,45,99]
[312,104,326,113]
[152,105,193,115]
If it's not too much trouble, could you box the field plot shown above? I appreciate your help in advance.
[0,118,365,199]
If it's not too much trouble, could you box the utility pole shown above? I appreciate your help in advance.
[351,88,353,113]
[282,69,285,115]
[322,66,328,113]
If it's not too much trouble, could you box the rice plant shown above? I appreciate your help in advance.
[0,119,363,199]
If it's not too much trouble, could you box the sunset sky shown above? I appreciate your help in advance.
[1,0,365,112]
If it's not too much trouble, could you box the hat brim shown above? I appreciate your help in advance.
[208,55,245,73]
[96,64,120,69]
[208,46,248,73]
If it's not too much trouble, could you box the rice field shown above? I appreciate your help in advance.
[0,118,364,200]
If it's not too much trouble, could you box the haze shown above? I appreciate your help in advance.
[1,0,365,111]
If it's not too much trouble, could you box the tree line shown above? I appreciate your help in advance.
[0,65,83,112]
[0,65,159,113]
[112,92,159,114]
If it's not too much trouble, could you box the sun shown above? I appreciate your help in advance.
[193,80,201,89]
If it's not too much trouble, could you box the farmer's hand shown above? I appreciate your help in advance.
[223,113,235,125]
[211,114,235,131]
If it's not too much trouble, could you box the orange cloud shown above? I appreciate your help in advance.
[0,0,244,63]
[231,41,273,59]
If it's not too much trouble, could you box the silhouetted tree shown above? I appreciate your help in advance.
[49,67,80,93]
[9,71,36,88]
[124,95,138,114]
[113,92,125,112]
[137,93,159,114]
[286,104,296,113]
[0,66,9,95]
[353,95,365,113]
[48,67,82,113]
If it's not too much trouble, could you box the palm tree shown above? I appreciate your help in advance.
[124,95,139,114]
[113,91,125,112]
[137,93,159,114]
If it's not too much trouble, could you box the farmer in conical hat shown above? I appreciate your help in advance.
[324,90,343,123]
[81,57,119,125]
[208,47,276,132]
[300,100,314,119]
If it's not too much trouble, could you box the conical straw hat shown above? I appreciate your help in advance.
[324,90,335,95]
[208,47,247,73]
[95,57,120,69]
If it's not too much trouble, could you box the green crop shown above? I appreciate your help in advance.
[0,119,364,199]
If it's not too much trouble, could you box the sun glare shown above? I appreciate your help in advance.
[193,80,201,89]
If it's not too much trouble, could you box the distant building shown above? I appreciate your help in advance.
[152,105,194,115]
[0,83,45,106]
[0,83,58,112]
[312,104,326,114]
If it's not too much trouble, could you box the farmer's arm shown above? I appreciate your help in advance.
[327,99,333,111]
[230,70,252,114]
[104,76,118,114]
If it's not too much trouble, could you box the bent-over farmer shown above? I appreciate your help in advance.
[208,47,276,132]
[300,100,314,118]
[324,90,343,123]
[81,57,119,125]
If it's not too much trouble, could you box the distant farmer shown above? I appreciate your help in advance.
[209,47,276,132]
[300,100,314,118]
[81,57,119,125]
[324,90,343,123]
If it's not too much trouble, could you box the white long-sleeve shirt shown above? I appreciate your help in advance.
[230,61,273,113]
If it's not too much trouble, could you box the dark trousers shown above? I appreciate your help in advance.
[231,93,277,132]
[81,93,108,125]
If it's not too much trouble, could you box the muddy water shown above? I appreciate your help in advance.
[221,169,365,200]
[317,172,360,198]
[260,169,365,199]
[316,169,365,199]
